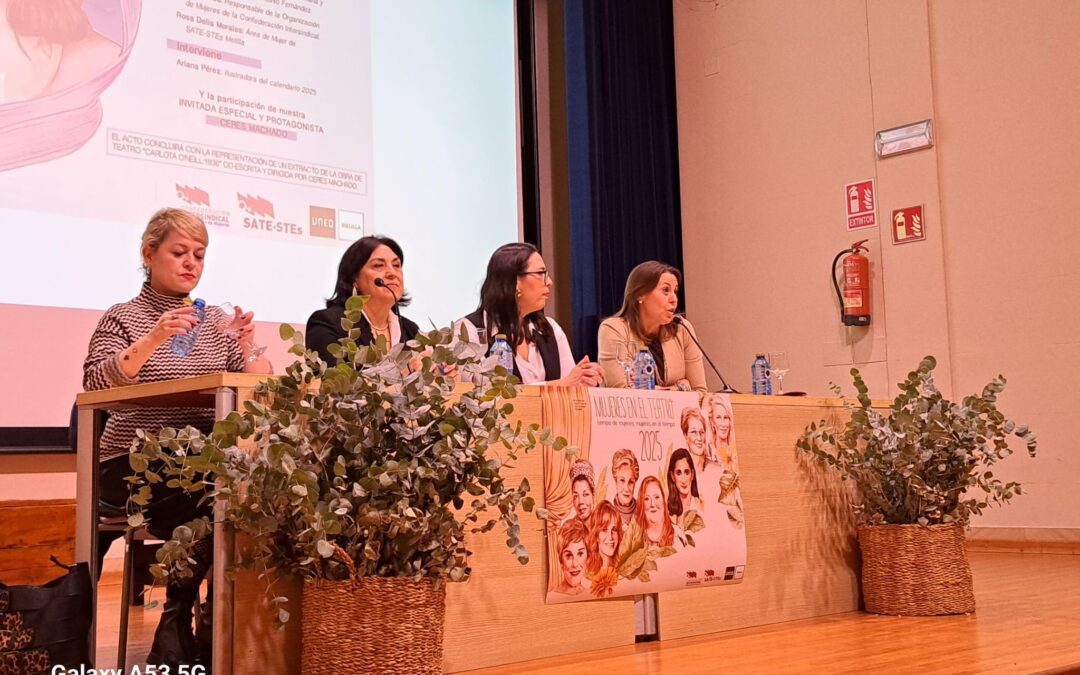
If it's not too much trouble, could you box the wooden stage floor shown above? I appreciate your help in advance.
[97,550,1080,674]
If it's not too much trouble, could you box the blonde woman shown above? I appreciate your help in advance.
[706,394,736,470]
[680,407,711,475]
[83,208,270,667]
[610,448,640,524]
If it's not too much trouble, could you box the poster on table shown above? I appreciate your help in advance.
[542,388,746,603]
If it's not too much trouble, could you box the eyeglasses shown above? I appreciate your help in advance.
[518,269,551,282]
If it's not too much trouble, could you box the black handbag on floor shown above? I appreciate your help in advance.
[0,557,92,674]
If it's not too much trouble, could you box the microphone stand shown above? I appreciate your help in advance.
[374,277,400,313]
[674,316,739,394]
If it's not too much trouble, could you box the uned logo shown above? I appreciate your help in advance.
[309,206,336,239]
[176,184,209,207]
[237,193,275,218]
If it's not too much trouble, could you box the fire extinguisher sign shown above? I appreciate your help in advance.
[845,179,877,231]
[891,205,926,244]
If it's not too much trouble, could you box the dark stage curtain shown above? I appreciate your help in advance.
[564,0,684,361]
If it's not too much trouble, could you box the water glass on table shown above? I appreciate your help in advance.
[768,351,790,395]
[615,340,638,388]
[215,302,268,364]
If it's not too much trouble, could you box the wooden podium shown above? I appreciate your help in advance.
[76,377,863,673]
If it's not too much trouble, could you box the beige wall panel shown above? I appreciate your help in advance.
[674,0,885,396]
[928,0,1080,528]
[675,0,1078,528]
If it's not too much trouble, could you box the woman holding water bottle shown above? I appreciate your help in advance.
[82,207,270,668]
[456,242,602,386]
[597,261,707,392]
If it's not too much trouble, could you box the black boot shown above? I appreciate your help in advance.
[148,536,212,668]
[146,596,198,668]
[195,595,213,672]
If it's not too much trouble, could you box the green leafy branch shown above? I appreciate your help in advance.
[124,295,561,624]
[795,355,1037,526]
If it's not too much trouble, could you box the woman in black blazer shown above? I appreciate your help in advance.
[306,235,419,362]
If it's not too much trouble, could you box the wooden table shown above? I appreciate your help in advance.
[76,378,867,672]
[75,376,637,673]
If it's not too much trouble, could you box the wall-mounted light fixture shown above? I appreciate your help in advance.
[875,119,933,158]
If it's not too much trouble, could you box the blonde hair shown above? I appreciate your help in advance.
[140,208,208,279]
[680,407,706,436]
[611,448,640,483]
[707,394,734,448]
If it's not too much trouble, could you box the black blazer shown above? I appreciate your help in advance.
[462,309,561,383]
[305,305,420,364]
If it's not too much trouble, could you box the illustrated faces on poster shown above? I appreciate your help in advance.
[711,395,732,446]
[672,457,694,498]
[561,539,587,587]
[642,479,665,527]
[613,464,635,507]
[572,476,594,522]
[597,519,620,560]
[685,416,707,460]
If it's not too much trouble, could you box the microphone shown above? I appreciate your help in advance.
[373,277,399,313]
[673,315,739,394]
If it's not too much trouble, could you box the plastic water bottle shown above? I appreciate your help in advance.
[489,333,515,373]
[751,353,772,395]
[169,298,206,356]
[633,349,656,390]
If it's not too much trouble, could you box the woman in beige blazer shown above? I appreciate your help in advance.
[597,261,707,392]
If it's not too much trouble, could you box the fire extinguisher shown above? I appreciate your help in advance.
[832,240,871,326]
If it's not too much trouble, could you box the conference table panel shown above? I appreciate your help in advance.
[656,395,865,640]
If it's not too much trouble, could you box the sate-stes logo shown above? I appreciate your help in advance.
[176,184,210,207]
[238,193,275,218]
[238,193,303,235]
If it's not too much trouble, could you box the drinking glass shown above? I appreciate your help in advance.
[768,351,790,395]
[216,303,268,364]
[615,341,638,388]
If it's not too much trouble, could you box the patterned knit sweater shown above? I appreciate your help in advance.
[83,283,245,461]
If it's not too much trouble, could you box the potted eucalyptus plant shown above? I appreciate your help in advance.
[125,295,559,674]
[796,355,1037,616]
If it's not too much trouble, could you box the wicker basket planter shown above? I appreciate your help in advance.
[301,577,447,675]
[857,522,975,616]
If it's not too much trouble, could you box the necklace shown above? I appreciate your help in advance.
[363,311,389,331]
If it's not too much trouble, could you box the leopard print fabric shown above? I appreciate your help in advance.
[0,647,49,675]
[0,619,33,651]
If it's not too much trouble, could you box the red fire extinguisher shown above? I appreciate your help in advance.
[832,240,871,326]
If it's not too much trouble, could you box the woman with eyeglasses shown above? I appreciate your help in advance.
[456,242,603,386]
